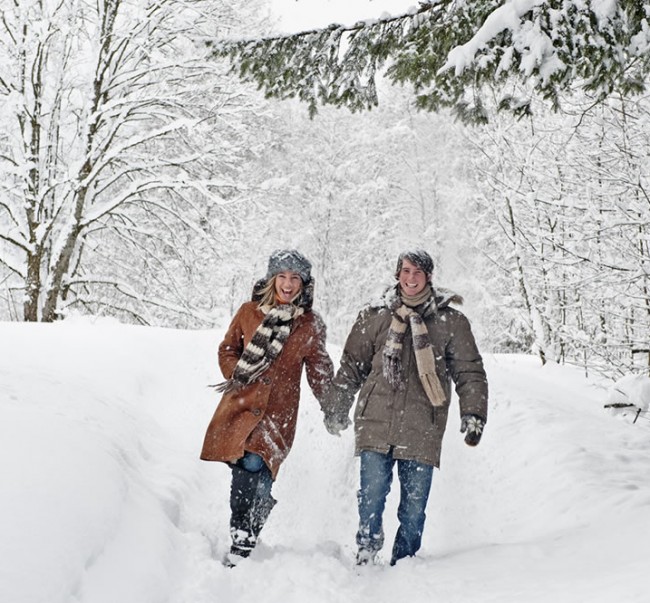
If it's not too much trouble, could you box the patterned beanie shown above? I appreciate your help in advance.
[395,249,434,280]
[266,249,312,283]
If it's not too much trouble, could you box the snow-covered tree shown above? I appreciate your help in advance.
[469,92,650,375]
[233,84,484,344]
[0,0,271,323]
[213,1,650,122]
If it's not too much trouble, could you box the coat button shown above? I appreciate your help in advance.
[252,409,261,416]
[261,377,271,385]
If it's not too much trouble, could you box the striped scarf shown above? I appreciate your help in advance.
[382,288,446,407]
[215,304,303,393]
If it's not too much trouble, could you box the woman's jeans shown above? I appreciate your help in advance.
[229,452,275,555]
[357,449,434,565]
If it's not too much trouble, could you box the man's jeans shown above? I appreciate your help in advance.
[357,449,434,565]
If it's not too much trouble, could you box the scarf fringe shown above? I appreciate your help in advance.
[382,354,404,390]
[210,380,236,394]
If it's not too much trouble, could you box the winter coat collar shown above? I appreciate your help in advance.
[370,284,463,316]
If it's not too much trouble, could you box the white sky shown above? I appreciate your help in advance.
[269,0,419,31]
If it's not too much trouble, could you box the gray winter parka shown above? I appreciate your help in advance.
[327,286,488,467]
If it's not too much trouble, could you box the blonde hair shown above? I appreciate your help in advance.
[256,275,303,309]
[257,277,278,308]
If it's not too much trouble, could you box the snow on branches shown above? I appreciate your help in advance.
[211,0,650,123]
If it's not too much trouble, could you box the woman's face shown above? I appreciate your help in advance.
[274,271,303,303]
[399,258,428,296]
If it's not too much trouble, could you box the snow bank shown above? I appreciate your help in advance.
[1,322,649,603]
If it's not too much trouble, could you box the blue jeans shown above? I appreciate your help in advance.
[357,449,434,565]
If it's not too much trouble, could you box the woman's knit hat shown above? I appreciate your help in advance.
[266,249,312,283]
[252,249,314,311]
[395,249,434,280]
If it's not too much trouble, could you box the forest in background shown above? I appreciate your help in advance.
[0,0,648,380]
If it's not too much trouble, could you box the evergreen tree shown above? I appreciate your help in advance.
[212,1,650,122]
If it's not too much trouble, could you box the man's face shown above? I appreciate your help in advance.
[398,258,428,296]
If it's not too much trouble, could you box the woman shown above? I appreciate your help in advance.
[201,249,334,567]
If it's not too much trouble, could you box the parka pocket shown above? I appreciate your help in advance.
[356,383,377,419]
[355,385,393,423]
[356,383,377,418]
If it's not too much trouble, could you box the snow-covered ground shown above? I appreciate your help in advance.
[2,318,649,603]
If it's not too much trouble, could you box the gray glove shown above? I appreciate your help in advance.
[460,414,485,447]
[324,412,351,436]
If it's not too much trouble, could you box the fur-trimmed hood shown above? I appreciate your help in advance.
[370,284,463,316]
[250,276,315,312]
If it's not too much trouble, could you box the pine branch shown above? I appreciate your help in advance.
[210,2,439,117]
[210,0,650,122]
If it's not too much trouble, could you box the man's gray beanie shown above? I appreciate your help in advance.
[266,249,312,282]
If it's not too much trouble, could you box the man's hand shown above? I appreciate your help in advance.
[460,414,485,446]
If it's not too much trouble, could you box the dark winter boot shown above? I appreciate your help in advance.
[228,466,257,557]
[250,494,277,541]
[222,527,256,568]
[356,547,379,566]
[222,541,252,568]
[227,461,274,565]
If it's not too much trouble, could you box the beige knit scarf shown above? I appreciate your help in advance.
[383,285,446,407]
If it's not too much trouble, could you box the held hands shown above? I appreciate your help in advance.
[460,414,485,447]
[324,412,351,437]
[322,384,353,436]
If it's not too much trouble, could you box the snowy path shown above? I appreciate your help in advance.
[1,321,649,603]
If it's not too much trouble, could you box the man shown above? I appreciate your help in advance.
[323,249,488,566]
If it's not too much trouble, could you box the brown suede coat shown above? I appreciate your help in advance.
[200,301,333,479]
[326,286,488,468]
